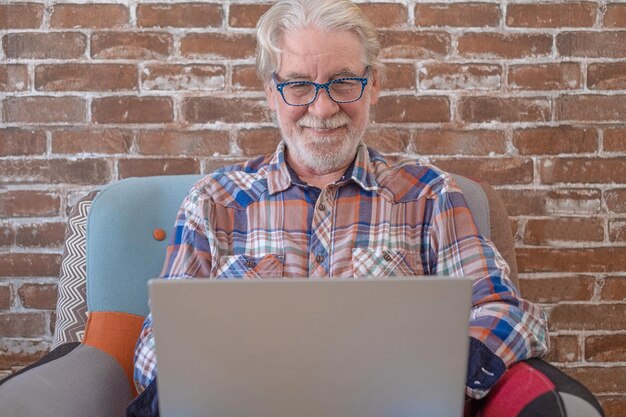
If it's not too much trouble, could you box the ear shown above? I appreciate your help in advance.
[368,70,380,106]
[265,83,277,111]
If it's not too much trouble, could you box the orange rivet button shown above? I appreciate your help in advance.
[153,228,167,241]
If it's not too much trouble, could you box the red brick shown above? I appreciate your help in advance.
[415,3,500,27]
[0,224,14,247]
[35,64,137,92]
[17,283,57,309]
[0,340,50,368]
[3,96,86,124]
[0,4,44,29]
[0,128,46,157]
[91,32,172,59]
[509,63,581,90]
[50,4,129,28]
[182,98,270,124]
[0,284,11,310]
[0,191,60,218]
[586,335,626,362]
[458,33,551,58]
[2,32,86,59]
[136,130,230,156]
[0,313,46,337]
[382,63,416,90]
[379,31,450,59]
[142,64,225,91]
[540,157,626,184]
[420,63,501,90]
[236,128,281,157]
[600,276,626,301]
[232,65,264,91]
[558,95,626,122]
[431,157,533,185]
[524,218,604,245]
[52,129,132,155]
[118,158,200,179]
[588,63,626,90]
[228,4,271,28]
[138,3,221,28]
[498,188,602,216]
[180,33,256,59]
[412,129,506,156]
[92,96,173,124]
[561,366,626,394]
[520,275,596,302]
[0,159,111,185]
[550,303,626,331]
[606,189,626,213]
[372,96,449,123]
[204,158,248,174]
[604,4,626,28]
[458,97,551,123]
[16,222,66,249]
[507,3,596,28]
[513,126,598,155]
[0,64,28,91]
[364,128,410,153]
[558,31,626,58]
[360,3,408,28]
[604,128,626,152]
[517,247,626,273]
[599,396,626,417]
[545,335,581,363]
[609,219,626,242]
[0,253,61,277]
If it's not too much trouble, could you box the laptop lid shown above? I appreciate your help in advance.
[149,277,473,417]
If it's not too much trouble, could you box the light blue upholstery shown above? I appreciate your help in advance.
[86,175,202,316]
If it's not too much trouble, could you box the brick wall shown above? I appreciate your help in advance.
[1,1,625,413]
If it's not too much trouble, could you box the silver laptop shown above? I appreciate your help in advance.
[149,277,473,417]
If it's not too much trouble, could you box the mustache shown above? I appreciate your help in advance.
[298,112,351,129]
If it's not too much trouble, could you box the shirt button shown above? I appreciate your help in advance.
[245,260,256,268]
[315,255,325,264]
[383,253,392,262]
[318,204,327,212]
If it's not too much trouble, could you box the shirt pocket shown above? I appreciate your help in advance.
[214,254,284,279]
[352,248,424,278]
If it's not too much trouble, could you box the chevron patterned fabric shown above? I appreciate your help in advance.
[52,190,100,349]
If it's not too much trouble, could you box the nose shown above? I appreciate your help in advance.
[308,87,340,119]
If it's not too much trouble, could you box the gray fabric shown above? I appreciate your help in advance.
[561,392,605,417]
[451,174,491,239]
[0,344,132,417]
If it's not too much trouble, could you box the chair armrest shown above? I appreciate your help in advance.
[0,344,132,417]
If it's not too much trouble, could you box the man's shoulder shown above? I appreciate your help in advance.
[188,154,275,209]
[368,148,456,203]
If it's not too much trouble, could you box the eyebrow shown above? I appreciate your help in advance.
[281,68,362,82]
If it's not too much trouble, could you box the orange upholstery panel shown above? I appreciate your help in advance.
[83,311,145,396]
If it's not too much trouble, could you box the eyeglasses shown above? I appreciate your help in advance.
[272,67,370,107]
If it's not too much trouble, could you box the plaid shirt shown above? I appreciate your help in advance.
[134,142,548,399]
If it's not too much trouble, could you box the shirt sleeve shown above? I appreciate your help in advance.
[427,176,549,400]
[133,188,217,394]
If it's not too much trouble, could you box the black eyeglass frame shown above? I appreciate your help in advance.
[272,67,370,107]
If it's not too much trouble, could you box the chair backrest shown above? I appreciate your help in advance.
[84,173,518,319]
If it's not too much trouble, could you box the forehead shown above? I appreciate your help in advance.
[276,27,365,79]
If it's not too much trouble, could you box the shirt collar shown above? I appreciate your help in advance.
[266,141,380,195]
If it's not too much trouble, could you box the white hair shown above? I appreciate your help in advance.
[255,0,384,84]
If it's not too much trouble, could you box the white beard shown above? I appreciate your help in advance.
[277,110,368,175]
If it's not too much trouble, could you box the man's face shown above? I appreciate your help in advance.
[266,27,380,175]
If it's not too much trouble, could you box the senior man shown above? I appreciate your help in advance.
[129,1,603,416]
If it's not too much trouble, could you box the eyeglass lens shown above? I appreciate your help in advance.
[282,79,364,105]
